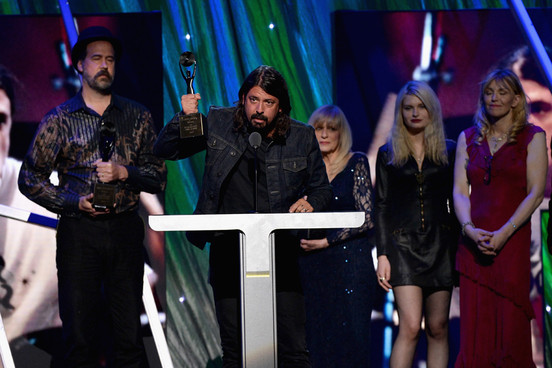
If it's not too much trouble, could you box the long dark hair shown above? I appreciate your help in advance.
[234,65,291,139]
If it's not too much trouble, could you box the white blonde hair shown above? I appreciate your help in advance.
[388,81,448,167]
[308,105,353,177]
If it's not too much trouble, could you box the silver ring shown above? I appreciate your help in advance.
[379,277,385,281]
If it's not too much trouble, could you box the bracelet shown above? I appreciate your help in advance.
[461,221,474,236]
[508,220,517,230]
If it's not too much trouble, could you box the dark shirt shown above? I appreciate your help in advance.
[326,152,374,245]
[18,92,166,217]
[220,138,270,214]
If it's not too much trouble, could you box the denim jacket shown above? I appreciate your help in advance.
[154,106,331,221]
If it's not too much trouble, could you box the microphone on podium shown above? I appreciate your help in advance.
[248,131,261,149]
[249,132,262,213]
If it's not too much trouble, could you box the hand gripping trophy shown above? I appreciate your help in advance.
[178,51,204,138]
[93,119,117,211]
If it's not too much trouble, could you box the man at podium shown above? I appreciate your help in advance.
[154,65,331,367]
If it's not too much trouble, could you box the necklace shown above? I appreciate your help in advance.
[489,132,507,154]
[413,153,424,169]
[411,153,423,162]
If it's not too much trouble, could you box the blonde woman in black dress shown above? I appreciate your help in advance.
[375,81,457,368]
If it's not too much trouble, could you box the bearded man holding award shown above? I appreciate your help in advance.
[18,26,166,367]
[154,62,331,367]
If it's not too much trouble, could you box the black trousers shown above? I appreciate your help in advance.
[52,212,147,368]
[210,231,311,367]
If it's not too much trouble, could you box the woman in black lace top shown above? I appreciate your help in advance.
[298,104,376,367]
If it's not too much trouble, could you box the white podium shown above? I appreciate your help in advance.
[149,211,364,367]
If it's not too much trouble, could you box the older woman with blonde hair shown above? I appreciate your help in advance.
[299,104,376,367]
[453,69,547,367]
[375,80,458,367]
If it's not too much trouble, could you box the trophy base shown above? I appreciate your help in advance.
[93,182,116,211]
[180,113,204,138]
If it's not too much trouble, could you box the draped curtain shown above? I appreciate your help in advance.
[1,1,549,366]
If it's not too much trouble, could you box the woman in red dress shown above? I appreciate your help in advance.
[453,69,547,367]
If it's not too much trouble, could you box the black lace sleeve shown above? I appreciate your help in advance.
[326,153,374,245]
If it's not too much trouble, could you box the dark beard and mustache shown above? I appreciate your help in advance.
[87,70,113,95]
[248,112,276,137]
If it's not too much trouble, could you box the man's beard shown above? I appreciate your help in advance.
[86,71,113,95]
[248,112,276,137]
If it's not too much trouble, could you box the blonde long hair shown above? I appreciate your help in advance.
[308,105,353,178]
[474,69,529,144]
[388,81,448,167]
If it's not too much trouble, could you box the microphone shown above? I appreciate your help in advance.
[248,132,262,212]
[248,131,262,149]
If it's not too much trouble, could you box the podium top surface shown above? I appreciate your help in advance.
[149,211,364,232]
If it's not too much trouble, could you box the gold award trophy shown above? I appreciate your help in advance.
[179,51,204,138]
[93,119,117,211]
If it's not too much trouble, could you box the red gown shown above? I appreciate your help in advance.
[455,124,542,368]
